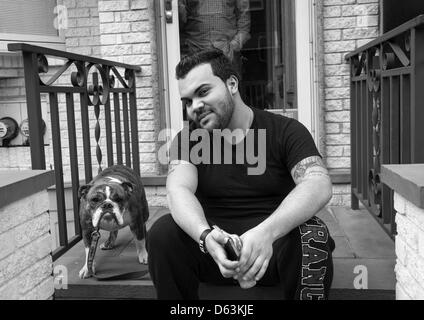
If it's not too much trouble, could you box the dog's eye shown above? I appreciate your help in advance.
[112,195,122,202]
[91,196,101,203]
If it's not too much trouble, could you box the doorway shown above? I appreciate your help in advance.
[239,0,297,119]
[159,0,317,139]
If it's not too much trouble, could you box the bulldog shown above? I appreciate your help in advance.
[78,164,149,279]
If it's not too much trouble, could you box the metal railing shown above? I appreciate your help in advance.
[8,43,142,260]
[346,15,424,238]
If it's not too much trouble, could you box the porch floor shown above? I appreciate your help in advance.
[54,206,396,300]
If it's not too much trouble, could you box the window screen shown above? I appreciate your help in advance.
[0,0,58,37]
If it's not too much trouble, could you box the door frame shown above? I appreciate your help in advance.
[295,0,320,143]
[159,0,320,142]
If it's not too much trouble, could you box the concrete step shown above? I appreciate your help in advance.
[329,289,395,300]
[54,206,396,300]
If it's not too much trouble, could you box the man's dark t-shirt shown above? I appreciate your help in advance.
[169,107,321,235]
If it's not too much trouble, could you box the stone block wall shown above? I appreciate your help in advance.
[321,0,380,206]
[0,190,54,300]
[393,193,424,299]
[145,185,167,207]
[60,0,101,56]
[329,184,351,206]
[98,0,161,175]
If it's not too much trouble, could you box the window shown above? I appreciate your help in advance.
[0,0,64,52]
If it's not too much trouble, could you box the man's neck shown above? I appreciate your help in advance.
[224,102,253,145]
[227,102,252,131]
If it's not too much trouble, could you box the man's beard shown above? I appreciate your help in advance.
[190,91,234,131]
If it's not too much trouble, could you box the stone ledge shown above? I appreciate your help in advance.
[329,169,351,184]
[0,170,55,208]
[381,164,424,209]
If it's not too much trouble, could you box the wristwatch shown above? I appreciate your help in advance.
[199,228,212,254]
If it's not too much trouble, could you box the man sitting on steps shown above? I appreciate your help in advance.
[148,49,335,300]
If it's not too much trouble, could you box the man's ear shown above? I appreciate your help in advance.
[122,182,134,197]
[78,184,92,200]
[226,75,239,94]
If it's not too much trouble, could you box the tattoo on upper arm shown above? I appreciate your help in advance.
[291,156,330,184]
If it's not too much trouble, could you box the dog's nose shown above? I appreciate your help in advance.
[102,202,113,210]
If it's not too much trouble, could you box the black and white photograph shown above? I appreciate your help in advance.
[0,0,423,309]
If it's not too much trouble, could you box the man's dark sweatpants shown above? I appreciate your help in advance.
[147,214,335,300]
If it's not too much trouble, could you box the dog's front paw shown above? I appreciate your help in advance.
[100,240,115,250]
[79,263,95,279]
[137,248,148,264]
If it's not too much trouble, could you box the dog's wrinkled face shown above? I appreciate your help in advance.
[79,181,133,229]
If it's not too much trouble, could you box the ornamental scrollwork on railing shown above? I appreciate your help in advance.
[350,51,367,77]
[369,94,382,216]
[35,53,136,174]
[381,32,411,71]
[35,53,134,105]
[366,47,382,217]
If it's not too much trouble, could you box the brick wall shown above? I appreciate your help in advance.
[60,0,101,56]
[321,0,380,206]
[0,191,54,300]
[98,0,161,175]
[393,193,424,299]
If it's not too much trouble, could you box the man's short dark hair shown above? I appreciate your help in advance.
[175,49,240,82]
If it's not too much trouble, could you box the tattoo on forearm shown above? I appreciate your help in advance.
[291,156,330,184]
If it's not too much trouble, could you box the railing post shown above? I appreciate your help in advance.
[22,52,46,169]
[350,58,359,210]
[129,71,140,176]
[411,28,424,163]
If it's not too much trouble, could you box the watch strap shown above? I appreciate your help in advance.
[199,228,212,254]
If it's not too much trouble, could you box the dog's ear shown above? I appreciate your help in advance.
[121,182,134,197]
[78,184,92,200]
